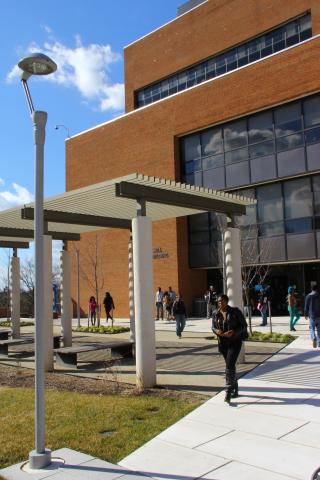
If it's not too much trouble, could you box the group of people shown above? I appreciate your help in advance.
[155,287,187,338]
[88,292,115,326]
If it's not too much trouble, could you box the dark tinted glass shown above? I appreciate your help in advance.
[201,128,223,156]
[257,184,283,222]
[284,178,312,219]
[285,218,312,233]
[303,97,320,127]
[202,155,224,169]
[249,139,274,157]
[275,102,302,137]
[224,119,248,150]
[276,133,303,151]
[313,176,320,215]
[181,134,201,162]
[305,127,320,144]
[248,111,273,144]
[225,146,248,164]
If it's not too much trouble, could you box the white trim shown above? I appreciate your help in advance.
[71,34,320,140]
[123,1,208,50]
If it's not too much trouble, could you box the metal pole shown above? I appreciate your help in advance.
[77,249,80,328]
[29,110,52,469]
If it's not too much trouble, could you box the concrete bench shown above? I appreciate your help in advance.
[0,335,61,356]
[54,341,134,369]
[0,329,11,340]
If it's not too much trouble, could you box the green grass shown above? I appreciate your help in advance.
[0,387,200,469]
[73,325,130,334]
[0,321,34,327]
[248,331,295,343]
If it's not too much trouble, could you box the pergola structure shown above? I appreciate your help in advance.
[0,173,255,387]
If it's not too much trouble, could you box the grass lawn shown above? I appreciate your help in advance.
[0,387,201,469]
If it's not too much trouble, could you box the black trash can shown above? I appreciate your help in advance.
[193,298,207,317]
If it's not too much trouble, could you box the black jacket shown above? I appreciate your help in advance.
[212,306,248,342]
[172,299,187,316]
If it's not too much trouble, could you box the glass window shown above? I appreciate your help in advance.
[215,55,226,75]
[202,154,224,170]
[305,127,320,144]
[178,71,188,91]
[307,143,320,171]
[299,13,311,33]
[224,119,248,150]
[284,19,299,46]
[225,146,248,164]
[248,111,273,144]
[303,96,320,128]
[249,140,274,157]
[195,64,206,83]
[285,218,312,234]
[237,45,248,67]
[276,133,303,151]
[190,231,210,245]
[313,176,320,216]
[160,80,169,98]
[189,213,210,233]
[248,38,261,62]
[257,183,283,223]
[187,67,197,87]
[284,178,312,219]
[226,161,250,187]
[201,128,223,156]
[206,59,216,79]
[225,50,237,72]
[203,167,225,189]
[275,102,302,137]
[287,233,315,260]
[250,154,277,183]
[277,147,306,177]
[259,221,284,236]
[184,159,201,174]
[168,76,178,95]
[181,134,201,162]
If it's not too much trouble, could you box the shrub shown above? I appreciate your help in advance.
[248,331,295,344]
[73,325,130,335]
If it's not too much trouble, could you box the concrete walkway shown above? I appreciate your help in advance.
[1,315,319,479]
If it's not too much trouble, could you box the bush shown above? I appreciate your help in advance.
[248,331,295,344]
[73,325,130,335]
[0,321,34,327]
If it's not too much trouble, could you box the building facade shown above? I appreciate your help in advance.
[66,0,320,316]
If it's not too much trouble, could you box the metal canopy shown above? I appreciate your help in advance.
[0,173,255,239]
[0,241,29,249]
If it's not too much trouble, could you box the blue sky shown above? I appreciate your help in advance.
[0,0,184,276]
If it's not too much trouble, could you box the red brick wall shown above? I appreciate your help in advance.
[66,2,320,317]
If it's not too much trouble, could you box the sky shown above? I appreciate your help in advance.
[0,0,184,276]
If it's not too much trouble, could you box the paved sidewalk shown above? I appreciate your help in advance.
[119,334,320,480]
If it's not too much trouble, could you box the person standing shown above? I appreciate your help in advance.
[162,291,171,321]
[168,286,176,320]
[304,284,320,348]
[103,291,115,324]
[287,286,300,331]
[258,286,268,326]
[155,287,164,321]
[88,296,97,326]
[205,285,218,319]
[172,294,187,338]
[212,294,248,403]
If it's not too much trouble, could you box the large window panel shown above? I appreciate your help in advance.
[275,102,302,137]
[225,146,248,164]
[203,167,225,190]
[313,176,320,216]
[303,96,320,127]
[257,183,283,223]
[287,233,316,260]
[284,178,312,219]
[249,140,274,158]
[189,244,212,268]
[181,134,201,162]
[276,133,303,152]
[189,213,210,233]
[306,143,320,171]
[202,154,224,170]
[259,236,286,262]
[250,154,277,183]
[201,128,223,156]
[248,111,273,144]
[277,147,306,177]
[224,119,248,150]
[226,161,250,187]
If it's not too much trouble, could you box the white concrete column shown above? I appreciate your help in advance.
[132,216,156,389]
[128,234,135,342]
[224,223,245,363]
[60,249,72,347]
[43,235,53,371]
[10,254,20,338]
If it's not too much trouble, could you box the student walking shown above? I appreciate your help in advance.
[287,286,300,331]
[172,294,187,338]
[304,284,320,348]
[212,294,248,403]
[155,287,164,320]
[103,291,115,324]
[88,296,97,326]
[205,285,218,319]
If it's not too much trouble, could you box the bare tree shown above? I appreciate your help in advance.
[20,258,35,317]
[79,234,105,327]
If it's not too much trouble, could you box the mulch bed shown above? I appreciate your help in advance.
[0,363,206,404]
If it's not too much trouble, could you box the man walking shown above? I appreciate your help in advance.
[304,284,320,348]
[212,294,248,403]
[205,285,218,319]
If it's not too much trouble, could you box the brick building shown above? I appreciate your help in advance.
[66,0,320,317]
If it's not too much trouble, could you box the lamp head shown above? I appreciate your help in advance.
[18,52,57,77]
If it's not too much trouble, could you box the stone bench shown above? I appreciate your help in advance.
[54,341,134,369]
[0,335,61,356]
[0,329,11,340]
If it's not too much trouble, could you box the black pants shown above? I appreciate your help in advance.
[218,339,242,394]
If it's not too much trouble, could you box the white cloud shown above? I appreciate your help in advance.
[0,178,4,186]
[0,183,34,211]
[7,34,124,113]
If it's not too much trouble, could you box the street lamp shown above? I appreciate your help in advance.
[18,52,57,470]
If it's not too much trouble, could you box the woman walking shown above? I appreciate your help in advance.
[287,286,300,331]
[88,296,97,326]
[103,292,115,324]
[212,294,248,403]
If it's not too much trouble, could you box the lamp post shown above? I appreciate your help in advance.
[18,52,57,470]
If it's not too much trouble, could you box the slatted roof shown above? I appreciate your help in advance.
[0,173,255,243]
